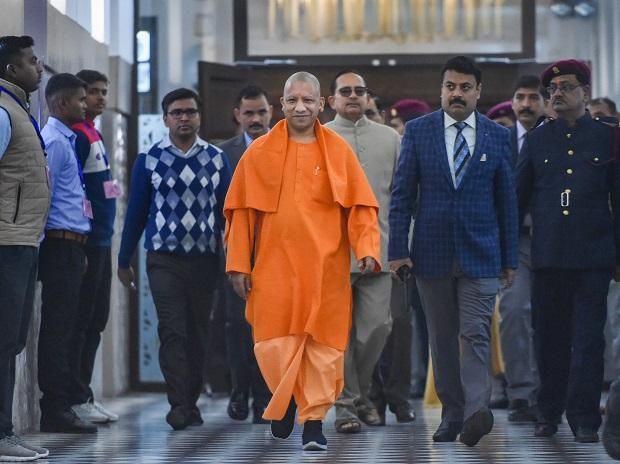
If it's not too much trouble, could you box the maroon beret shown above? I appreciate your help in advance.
[486,101,514,121]
[541,59,591,87]
[389,99,431,123]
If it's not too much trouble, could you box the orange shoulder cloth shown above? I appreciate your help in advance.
[223,119,378,214]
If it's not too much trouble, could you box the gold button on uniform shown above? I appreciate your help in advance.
[567,169,573,174]
[563,210,570,216]
[594,157,600,162]
[566,133,572,138]
[568,149,574,155]
[565,188,571,193]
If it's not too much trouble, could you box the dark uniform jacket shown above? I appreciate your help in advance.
[517,112,620,270]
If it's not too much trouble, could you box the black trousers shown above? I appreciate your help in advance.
[146,251,218,410]
[38,238,86,415]
[370,276,414,408]
[69,246,112,405]
[224,280,270,408]
[533,268,610,432]
[0,246,38,437]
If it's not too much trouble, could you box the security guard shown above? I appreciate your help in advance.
[517,59,620,443]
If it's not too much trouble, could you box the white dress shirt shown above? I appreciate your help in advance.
[516,120,527,153]
[444,111,476,186]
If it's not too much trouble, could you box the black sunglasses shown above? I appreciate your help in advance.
[338,86,368,97]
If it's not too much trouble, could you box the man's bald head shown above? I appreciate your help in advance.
[283,71,321,97]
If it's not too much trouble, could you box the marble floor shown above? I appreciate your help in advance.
[19,393,617,463]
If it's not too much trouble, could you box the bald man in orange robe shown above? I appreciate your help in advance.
[224,72,381,451]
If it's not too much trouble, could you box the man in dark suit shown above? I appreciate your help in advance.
[389,55,518,447]
[218,85,273,423]
[492,76,546,422]
[518,60,620,443]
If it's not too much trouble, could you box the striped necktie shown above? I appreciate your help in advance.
[453,121,470,187]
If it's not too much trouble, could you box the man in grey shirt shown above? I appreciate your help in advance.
[326,70,400,433]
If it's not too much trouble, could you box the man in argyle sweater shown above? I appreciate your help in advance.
[118,88,232,430]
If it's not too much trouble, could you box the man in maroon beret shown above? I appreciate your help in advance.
[518,59,620,443]
[387,99,431,136]
[486,101,515,128]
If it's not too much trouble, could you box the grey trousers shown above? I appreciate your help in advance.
[335,272,392,421]
[497,235,538,404]
[417,268,499,422]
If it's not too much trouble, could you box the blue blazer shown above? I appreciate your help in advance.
[388,110,519,279]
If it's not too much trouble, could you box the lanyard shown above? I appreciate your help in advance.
[0,85,46,154]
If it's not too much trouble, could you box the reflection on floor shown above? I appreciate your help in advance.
[20,393,616,463]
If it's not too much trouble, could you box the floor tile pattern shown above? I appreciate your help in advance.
[21,394,616,463]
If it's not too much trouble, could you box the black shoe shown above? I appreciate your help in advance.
[302,420,327,451]
[389,402,416,423]
[371,397,387,426]
[227,391,249,421]
[358,404,383,426]
[432,419,463,442]
[271,399,297,439]
[252,405,269,424]
[40,409,97,434]
[489,398,509,409]
[188,407,203,427]
[534,421,558,437]
[459,407,494,447]
[508,400,537,423]
[166,406,189,431]
[575,427,599,443]
[603,411,620,459]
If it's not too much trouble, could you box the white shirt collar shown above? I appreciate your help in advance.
[444,111,477,130]
[516,120,528,140]
[158,134,209,154]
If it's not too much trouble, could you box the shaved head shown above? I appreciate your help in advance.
[284,71,321,97]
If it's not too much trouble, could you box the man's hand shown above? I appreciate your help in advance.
[389,258,413,283]
[614,266,620,283]
[229,272,252,299]
[358,256,377,274]
[501,268,515,289]
[118,266,137,290]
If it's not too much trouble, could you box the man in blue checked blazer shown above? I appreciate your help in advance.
[388,56,518,447]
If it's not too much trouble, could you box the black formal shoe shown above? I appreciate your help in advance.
[188,407,203,426]
[603,411,620,459]
[574,427,599,443]
[460,407,494,447]
[302,420,327,451]
[271,399,297,440]
[166,406,189,431]
[252,405,269,424]
[372,397,387,426]
[389,402,416,423]
[227,391,249,421]
[534,421,558,437]
[40,409,97,434]
[508,400,537,423]
[432,420,463,442]
[489,398,509,409]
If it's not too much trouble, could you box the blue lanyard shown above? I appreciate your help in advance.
[0,85,46,154]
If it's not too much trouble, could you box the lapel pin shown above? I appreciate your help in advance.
[480,154,487,162]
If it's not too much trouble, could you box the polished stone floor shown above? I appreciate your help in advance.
[20,393,617,463]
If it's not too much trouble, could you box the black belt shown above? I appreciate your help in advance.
[46,229,88,244]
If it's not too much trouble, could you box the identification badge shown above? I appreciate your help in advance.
[83,198,94,219]
[103,179,122,199]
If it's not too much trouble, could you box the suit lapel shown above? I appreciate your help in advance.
[433,111,455,188]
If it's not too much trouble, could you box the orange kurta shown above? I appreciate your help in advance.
[224,120,380,352]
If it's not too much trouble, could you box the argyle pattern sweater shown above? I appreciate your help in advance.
[118,140,232,268]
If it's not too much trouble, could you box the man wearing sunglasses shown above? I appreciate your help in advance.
[518,60,620,443]
[325,71,401,433]
[117,88,233,430]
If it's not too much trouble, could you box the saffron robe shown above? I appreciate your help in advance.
[224,120,381,352]
[224,121,381,420]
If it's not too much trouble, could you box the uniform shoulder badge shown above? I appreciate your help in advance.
[594,115,620,128]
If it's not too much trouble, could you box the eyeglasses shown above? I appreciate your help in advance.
[166,108,199,118]
[337,86,368,97]
[546,83,583,95]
